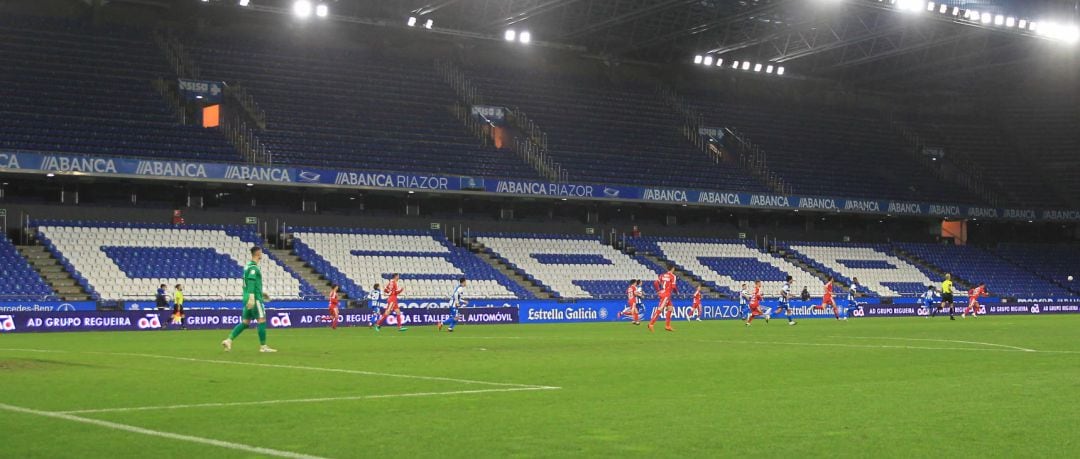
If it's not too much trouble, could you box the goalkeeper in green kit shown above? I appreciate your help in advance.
[221,246,277,353]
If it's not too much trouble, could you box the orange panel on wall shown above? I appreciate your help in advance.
[202,104,220,128]
[941,220,967,245]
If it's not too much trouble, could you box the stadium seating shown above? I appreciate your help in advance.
[778,242,935,297]
[289,228,530,301]
[627,237,820,299]
[0,234,55,301]
[34,221,317,301]
[475,233,689,299]
[0,19,240,162]
[994,244,1080,294]
[894,243,1072,297]
[690,99,980,203]
[192,40,541,180]
[467,66,770,191]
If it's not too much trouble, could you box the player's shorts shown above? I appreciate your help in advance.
[448,306,460,317]
[242,302,266,321]
[172,304,183,315]
[922,301,933,309]
[385,300,400,312]
[658,296,672,308]
[329,306,339,314]
[823,295,833,304]
[749,306,763,315]
[941,292,954,302]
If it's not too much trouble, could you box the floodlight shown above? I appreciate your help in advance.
[927,2,935,12]
[1063,25,1080,44]
[994,15,1004,26]
[981,13,991,24]
[293,0,312,18]
[407,16,417,27]
[315,4,328,18]
[694,55,703,64]
[939,4,948,14]
[519,31,531,44]
[505,30,516,41]
[952,7,960,16]
[766,65,774,73]
[1019,19,1027,29]
[741,61,750,70]
[424,18,434,29]
[966,10,976,20]
[1028,21,1038,32]
[239,0,250,6]
[754,63,762,72]
[732,60,740,68]
[777,66,785,75]
[703,55,713,66]
[715,58,724,67]
[1006,17,1015,27]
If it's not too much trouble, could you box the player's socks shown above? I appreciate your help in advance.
[396,313,406,330]
[257,322,267,345]
[228,322,247,340]
[664,309,672,328]
[632,310,639,323]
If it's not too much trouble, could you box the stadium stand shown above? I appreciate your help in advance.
[289,228,531,301]
[778,242,935,297]
[994,244,1080,294]
[690,99,980,203]
[0,234,56,301]
[193,40,541,179]
[626,237,821,299]
[0,18,240,162]
[466,66,770,191]
[34,221,317,301]
[893,242,1073,297]
[476,233,690,299]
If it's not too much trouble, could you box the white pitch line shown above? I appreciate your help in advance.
[60,386,560,415]
[0,402,327,459]
[827,335,1038,352]
[693,339,1050,353]
[89,351,558,389]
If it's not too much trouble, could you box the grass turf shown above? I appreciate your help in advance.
[2,316,1079,458]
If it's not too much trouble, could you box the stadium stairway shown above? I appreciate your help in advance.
[771,245,830,285]
[467,240,553,300]
[17,245,92,301]
[267,248,344,301]
[635,251,726,299]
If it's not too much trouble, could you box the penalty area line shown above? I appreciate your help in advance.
[0,402,327,459]
[59,386,561,415]
[826,336,1038,352]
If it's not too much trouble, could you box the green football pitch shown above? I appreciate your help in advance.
[3,316,1079,458]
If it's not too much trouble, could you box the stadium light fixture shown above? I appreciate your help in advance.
[939,4,948,14]
[952,7,960,16]
[703,55,713,66]
[407,16,417,27]
[994,15,1004,26]
[519,31,531,44]
[424,19,434,29]
[741,61,750,70]
[694,55,703,64]
[504,29,516,41]
[46,173,55,177]
[1028,21,1038,32]
[293,0,312,18]
[777,66,785,75]
[238,0,250,6]
[732,60,740,68]
[1019,19,1027,29]
[715,58,724,67]
[766,65,774,73]
[981,13,992,24]
[966,10,976,21]
[926,2,935,12]
[315,4,328,18]
[1006,17,1015,27]
[246,183,254,187]
[754,63,763,72]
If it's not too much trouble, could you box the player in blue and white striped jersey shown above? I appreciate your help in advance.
[773,275,797,325]
[842,277,864,320]
[367,283,383,327]
[438,277,468,332]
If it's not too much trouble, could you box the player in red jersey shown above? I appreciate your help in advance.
[744,280,770,326]
[374,273,408,332]
[814,277,841,320]
[686,286,703,322]
[326,284,341,330]
[617,279,643,325]
[648,265,678,332]
[962,283,987,319]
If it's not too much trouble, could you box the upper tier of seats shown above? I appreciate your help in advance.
[193,40,541,180]
[288,228,531,301]
[894,242,1072,298]
[691,99,980,203]
[34,221,319,301]
[467,66,770,191]
[0,18,240,162]
[0,234,55,301]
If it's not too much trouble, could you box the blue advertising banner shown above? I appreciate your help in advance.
[0,301,98,313]
[2,151,1078,222]
[178,79,225,102]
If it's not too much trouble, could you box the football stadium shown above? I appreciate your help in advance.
[1,0,1079,457]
